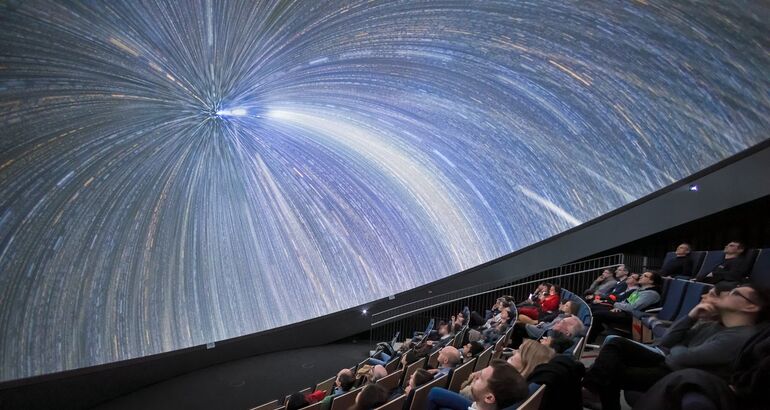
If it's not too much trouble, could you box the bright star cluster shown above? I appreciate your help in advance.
[0,0,767,380]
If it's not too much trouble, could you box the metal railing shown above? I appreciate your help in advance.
[368,253,637,344]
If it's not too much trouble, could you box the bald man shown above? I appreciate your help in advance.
[429,346,462,378]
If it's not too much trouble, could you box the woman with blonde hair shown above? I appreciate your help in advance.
[508,339,555,378]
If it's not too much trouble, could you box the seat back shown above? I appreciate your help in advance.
[749,248,770,288]
[571,337,585,360]
[453,326,468,348]
[376,369,403,393]
[427,349,441,369]
[448,358,476,392]
[384,356,400,374]
[661,251,676,268]
[675,282,711,320]
[408,375,448,410]
[689,251,707,277]
[401,357,427,388]
[315,376,336,395]
[695,250,725,280]
[330,387,361,410]
[285,388,312,405]
[493,330,508,353]
[374,394,406,410]
[299,401,323,410]
[657,279,688,321]
[250,399,281,410]
[474,346,493,372]
[516,384,546,410]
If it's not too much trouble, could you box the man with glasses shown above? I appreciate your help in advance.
[634,287,770,410]
[582,283,766,410]
[586,271,662,343]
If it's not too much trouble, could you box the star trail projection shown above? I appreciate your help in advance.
[0,0,768,381]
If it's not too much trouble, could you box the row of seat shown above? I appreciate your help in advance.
[252,287,594,410]
[661,247,770,286]
[632,278,713,341]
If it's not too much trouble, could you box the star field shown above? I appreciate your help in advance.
[0,0,768,380]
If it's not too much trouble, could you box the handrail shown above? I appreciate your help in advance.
[370,253,624,327]
[370,261,617,326]
[371,253,623,318]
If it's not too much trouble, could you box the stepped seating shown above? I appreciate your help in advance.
[252,287,593,410]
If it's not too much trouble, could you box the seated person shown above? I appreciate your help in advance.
[320,368,355,410]
[586,270,662,343]
[351,384,388,410]
[398,368,434,407]
[582,283,767,410]
[518,284,561,323]
[517,283,548,307]
[480,323,508,348]
[458,339,555,400]
[507,339,556,379]
[633,320,770,410]
[461,341,484,362]
[539,332,576,354]
[426,321,454,351]
[584,270,618,299]
[523,299,579,339]
[699,241,751,288]
[427,346,462,378]
[286,393,309,410]
[470,307,512,342]
[591,272,639,305]
[597,265,630,298]
[356,364,388,387]
[660,243,694,278]
[449,307,470,333]
[426,359,528,410]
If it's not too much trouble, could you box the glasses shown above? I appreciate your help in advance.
[729,288,758,305]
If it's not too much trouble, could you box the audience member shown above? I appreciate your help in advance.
[404,368,433,396]
[582,283,767,410]
[699,241,752,288]
[584,270,618,299]
[660,243,694,278]
[286,392,309,410]
[507,339,556,378]
[426,359,528,410]
[461,341,484,362]
[523,300,579,340]
[540,332,575,354]
[634,319,770,410]
[351,384,388,410]
[596,265,630,299]
[320,368,355,410]
[586,270,662,343]
[518,283,548,307]
[518,284,560,323]
[591,272,639,305]
[428,346,461,378]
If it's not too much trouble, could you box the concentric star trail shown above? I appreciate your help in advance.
[0,0,768,381]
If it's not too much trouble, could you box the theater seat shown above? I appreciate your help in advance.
[651,282,710,339]
[640,279,688,329]
[694,250,725,281]
[748,248,770,288]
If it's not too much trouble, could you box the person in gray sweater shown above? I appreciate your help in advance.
[581,283,766,410]
[586,270,662,343]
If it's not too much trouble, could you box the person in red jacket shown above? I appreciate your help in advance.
[518,284,561,324]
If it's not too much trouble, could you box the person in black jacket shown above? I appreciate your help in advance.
[528,355,586,410]
[699,241,751,288]
[633,322,770,410]
[661,243,694,278]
